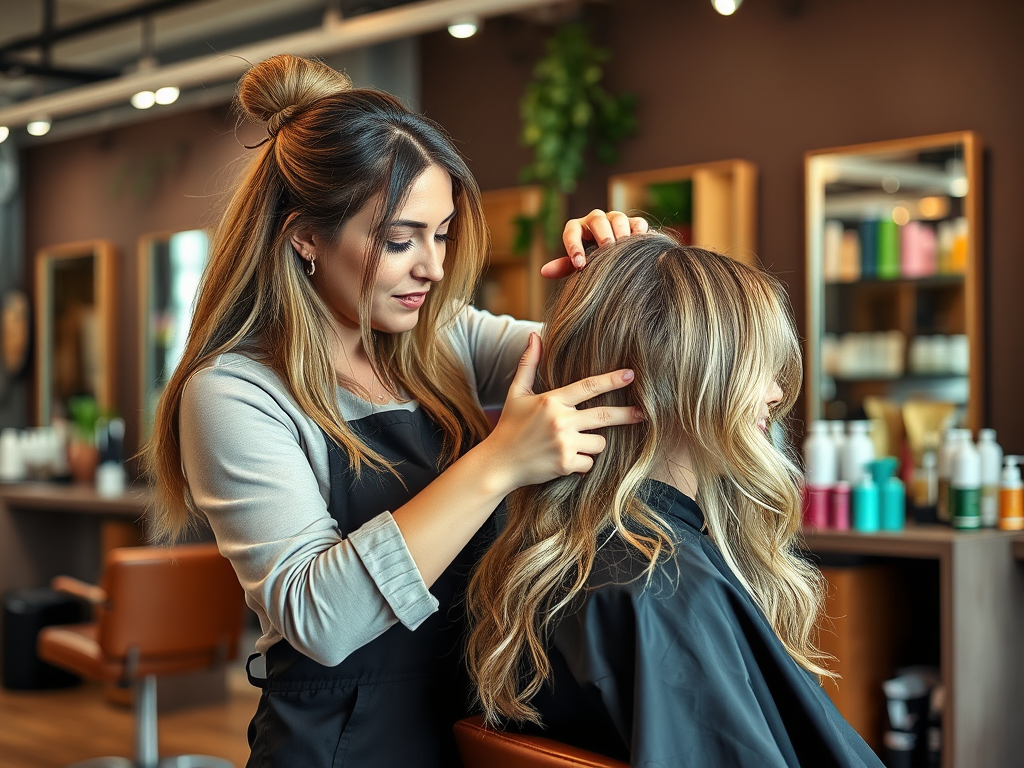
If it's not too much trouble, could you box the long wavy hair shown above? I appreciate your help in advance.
[466,233,831,726]
[144,54,491,542]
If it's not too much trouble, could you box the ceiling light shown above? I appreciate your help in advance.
[0,127,8,144]
[131,90,156,109]
[155,86,179,105]
[26,119,51,136]
[447,16,480,38]
[712,0,743,15]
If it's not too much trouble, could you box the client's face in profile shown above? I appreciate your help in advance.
[757,381,784,434]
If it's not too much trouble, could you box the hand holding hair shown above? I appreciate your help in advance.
[483,332,643,491]
[542,209,650,278]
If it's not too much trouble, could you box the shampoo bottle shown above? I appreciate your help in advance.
[977,428,1003,527]
[998,457,1024,531]
[950,433,981,530]
[842,421,875,485]
[853,475,880,532]
[802,421,836,528]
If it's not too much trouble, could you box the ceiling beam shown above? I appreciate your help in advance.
[0,0,562,130]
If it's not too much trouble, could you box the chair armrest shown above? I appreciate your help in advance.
[51,575,108,606]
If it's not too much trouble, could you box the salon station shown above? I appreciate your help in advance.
[0,1,1022,767]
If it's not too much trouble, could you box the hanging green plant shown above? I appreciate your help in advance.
[517,23,637,251]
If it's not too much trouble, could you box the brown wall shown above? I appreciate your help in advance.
[420,0,1024,451]
[23,106,262,466]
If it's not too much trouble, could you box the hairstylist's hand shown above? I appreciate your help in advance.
[541,209,649,279]
[484,332,643,492]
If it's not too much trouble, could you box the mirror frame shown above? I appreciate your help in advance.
[805,131,983,431]
[35,240,117,426]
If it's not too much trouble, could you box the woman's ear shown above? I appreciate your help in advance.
[283,212,317,263]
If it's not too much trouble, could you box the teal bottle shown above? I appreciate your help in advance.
[853,476,880,532]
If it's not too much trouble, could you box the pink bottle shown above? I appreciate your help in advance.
[831,481,851,530]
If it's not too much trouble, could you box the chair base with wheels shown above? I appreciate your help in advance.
[37,544,245,768]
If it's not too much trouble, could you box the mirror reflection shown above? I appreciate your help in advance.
[139,229,209,435]
[805,132,982,433]
[36,241,116,426]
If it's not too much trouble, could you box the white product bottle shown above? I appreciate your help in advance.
[803,421,838,487]
[829,421,847,482]
[842,421,875,485]
[951,433,982,529]
[976,428,1003,527]
[936,428,959,523]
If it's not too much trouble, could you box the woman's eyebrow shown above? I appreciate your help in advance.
[389,210,457,229]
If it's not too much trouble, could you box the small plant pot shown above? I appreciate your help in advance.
[67,440,99,486]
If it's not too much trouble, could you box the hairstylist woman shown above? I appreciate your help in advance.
[144,54,645,768]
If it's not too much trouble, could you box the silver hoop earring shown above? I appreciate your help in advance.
[305,259,316,277]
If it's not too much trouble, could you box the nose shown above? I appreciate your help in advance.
[766,381,783,406]
[412,239,445,283]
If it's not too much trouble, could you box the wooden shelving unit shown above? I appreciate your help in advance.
[476,185,553,322]
[608,159,758,265]
[802,525,1024,768]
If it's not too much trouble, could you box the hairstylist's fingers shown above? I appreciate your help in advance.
[561,219,588,269]
[607,210,632,240]
[575,433,608,457]
[573,405,645,432]
[629,216,650,234]
[580,209,616,247]
[507,332,541,397]
[555,368,636,408]
[540,255,576,280]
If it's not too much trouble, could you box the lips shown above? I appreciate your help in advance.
[394,291,427,309]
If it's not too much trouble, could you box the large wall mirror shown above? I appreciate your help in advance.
[805,132,983,435]
[139,229,209,436]
[35,241,117,425]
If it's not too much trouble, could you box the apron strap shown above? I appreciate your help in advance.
[246,652,268,689]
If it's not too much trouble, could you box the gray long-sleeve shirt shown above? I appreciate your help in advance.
[179,306,537,667]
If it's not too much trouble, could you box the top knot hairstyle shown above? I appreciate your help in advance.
[145,54,492,542]
[466,233,833,727]
[236,54,353,137]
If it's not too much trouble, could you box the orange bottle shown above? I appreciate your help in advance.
[998,457,1023,531]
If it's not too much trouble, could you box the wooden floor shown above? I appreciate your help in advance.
[0,668,259,768]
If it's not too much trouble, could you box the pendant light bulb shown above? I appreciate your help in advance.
[26,118,51,136]
[155,86,179,105]
[447,16,480,38]
[712,0,743,15]
[131,90,156,109]
[0,127,8,144]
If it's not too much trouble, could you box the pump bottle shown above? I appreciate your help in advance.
[951,432,981,530]
[977,428,1003,527]
[998,456,1023,531]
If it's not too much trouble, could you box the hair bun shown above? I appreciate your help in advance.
[237,54,353,135]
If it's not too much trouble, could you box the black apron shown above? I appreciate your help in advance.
[245,408,489,768]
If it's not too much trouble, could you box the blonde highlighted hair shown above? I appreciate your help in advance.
[144,54,491,542]
[466,233,831,726]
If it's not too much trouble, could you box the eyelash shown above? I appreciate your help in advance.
[385,233,452,254]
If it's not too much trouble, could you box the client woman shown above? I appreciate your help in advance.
[466,233,884,767]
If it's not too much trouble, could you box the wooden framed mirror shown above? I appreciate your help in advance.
[805,131,983,433]
[35,241,117,426]
[138,229,209,437]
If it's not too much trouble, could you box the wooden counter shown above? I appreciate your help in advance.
[802,524,1024,768]
[0,482,151,596]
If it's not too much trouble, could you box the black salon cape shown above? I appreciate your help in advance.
[524,481,884,768]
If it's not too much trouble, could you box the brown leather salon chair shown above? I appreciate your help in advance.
[38,543,245,768]
[454,716,630,768]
